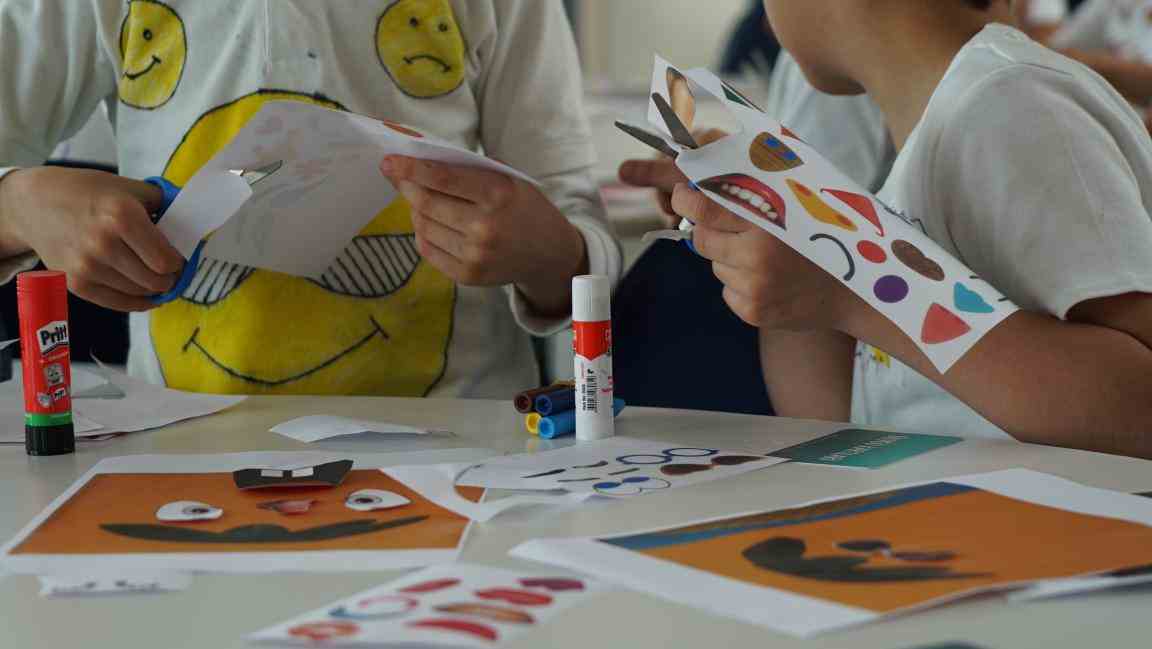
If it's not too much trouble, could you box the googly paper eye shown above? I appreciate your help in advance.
[156,500,223,522]
[344,489,410,512]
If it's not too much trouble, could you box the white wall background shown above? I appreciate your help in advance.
[577,0,749,86]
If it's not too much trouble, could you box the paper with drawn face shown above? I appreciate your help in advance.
[628,57,1018,372]
[454,437,786,497]
[249,564,605,648]
[164,101,537,279]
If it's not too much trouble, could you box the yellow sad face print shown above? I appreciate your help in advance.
[152,91,455,396]
[118,0,187,110]
[376,0,466,98]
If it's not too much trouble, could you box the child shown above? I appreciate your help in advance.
[0,0,621,397]
[673,0,1152,458]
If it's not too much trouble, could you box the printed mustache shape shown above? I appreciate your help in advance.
[662,455,765,476]
[892,240,945,282]
[743,537,990,582]
[101,516,426,543]
[699,174,786,229]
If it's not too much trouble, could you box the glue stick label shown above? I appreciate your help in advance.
[19,284,72,426]
[574,320,613,439]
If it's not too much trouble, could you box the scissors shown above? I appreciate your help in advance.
[143,161,283,304]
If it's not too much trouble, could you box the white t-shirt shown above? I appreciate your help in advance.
[1051,0,1152,63]
[851,24,1152,438]
[766,52,896,192]
[0,0,621,398]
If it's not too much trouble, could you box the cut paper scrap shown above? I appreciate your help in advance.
[248,564,605,647]
[383,463,593,523]
[454,437,786,497]
[770,428,962,469]
[511,469,1152,637]
[166,101,537,279]
[623,57,1019,372]
[271,415,442,443]
[39,574,192,598]
[0,452,485,575]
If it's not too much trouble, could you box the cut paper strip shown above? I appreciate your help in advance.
[511,469,1152,638]
[644,56,1019,372]
[1009,565,1152,602]
[248,564,605,648]
[922,304,972,345]
[383,463,592,523]
[39,574,192,598]
[954,283,995,314]
[787,180,857,232]
[823,188,884,236]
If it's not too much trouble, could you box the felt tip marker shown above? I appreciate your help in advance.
[513,381,574,414]
[539,399,625,440]
[17,271,75,456]
[572,275,614,441]
[525,412,542,436]
[535,388,576,417]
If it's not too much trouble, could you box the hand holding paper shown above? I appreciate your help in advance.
[380,155,587,315]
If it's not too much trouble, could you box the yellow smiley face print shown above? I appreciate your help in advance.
[376,0,466,98]
[152,91,456,395]
[118,0,187,110]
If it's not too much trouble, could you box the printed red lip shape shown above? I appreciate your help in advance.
[474,587,554,606]
[399,578,461,594]
[519,577,585,592]
[408,618,499,641]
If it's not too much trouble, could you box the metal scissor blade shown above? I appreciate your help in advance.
[615,121,680,159]
[228,160,284,188]
[652,93,699,150]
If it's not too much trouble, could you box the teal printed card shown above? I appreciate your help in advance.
[772,428,961,469]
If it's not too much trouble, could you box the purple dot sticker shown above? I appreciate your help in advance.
[874,275,909,303]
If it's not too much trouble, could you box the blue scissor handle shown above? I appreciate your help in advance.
[144,176,201,305]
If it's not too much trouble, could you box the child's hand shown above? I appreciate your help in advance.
[380,156,587,316]
[672,183,863,331]
[618,128,729,228]
[0,167,184,311]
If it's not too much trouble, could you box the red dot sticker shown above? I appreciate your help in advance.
[857,240,887,263]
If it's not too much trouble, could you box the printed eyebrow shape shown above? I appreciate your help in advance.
[609,468,639,476]
[573,461,609,469]
[522,468,566,479]
[557,478,600,483]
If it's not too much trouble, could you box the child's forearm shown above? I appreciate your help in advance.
[0,170,32,258]
[844,301,1152,458]
[761,328,855,421]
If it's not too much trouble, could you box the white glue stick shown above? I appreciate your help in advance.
[572,275,614,441]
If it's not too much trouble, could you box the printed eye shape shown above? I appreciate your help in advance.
[155,500,223,522]
[617,447,719,465]
[308,235,421,298]
[344,489,411,511]
[180,259,256,305]
[593,476,672,496]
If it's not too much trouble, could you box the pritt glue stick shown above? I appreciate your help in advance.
[17,271,75,456]
[572,275,613,441]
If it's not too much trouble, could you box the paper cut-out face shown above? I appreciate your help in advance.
[151,90,455,396]
[376,0,467,98]
[10,470,478,554]
[118,0,187,109]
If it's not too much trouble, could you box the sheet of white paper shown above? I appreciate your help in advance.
[171,101,536,278]
[384,463,593,523]
[70,363,245,434]
[39,573,191,598]
[455,437,786,497]
[0,396,104,444]
[1009,568,1152,602]
[641,58,1018,372]
[272,415,433,443]
[1,451,499,576]
[511,469,1152,637]
[249,564,605,647]
[160,170,253,259]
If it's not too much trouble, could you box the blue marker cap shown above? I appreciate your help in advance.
[539,398,625,439]
[535,388,576,417]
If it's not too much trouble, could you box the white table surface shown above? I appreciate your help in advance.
[1,396,1150,649]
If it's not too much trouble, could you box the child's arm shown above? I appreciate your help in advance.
[760,329,855,421]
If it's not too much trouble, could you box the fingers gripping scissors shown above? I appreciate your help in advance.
[143,161,283,304]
